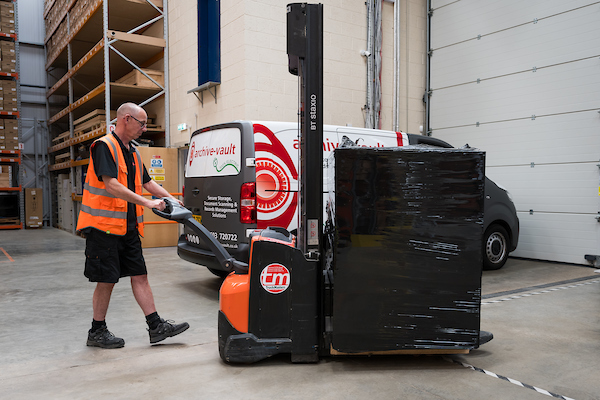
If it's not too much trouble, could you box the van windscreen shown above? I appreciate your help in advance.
[186,127,242,178]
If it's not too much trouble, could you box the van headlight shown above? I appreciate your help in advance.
[495,183,514,202]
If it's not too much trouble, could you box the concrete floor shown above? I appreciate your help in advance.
[0,227,599,400]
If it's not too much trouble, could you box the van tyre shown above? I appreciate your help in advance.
[483,224,509,270]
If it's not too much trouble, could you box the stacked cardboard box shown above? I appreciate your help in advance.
[46,0,100,64]
[25,188,43,228]
[0,40,15,73]
[0,119,18,150]
[68,0,92,33]
[0,1,14,36]
[137,146,180,248]
[1,80,17,112]
[0,164,12,187]
[116,69,165,88]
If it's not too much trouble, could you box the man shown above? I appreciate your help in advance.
[77,102,189,349]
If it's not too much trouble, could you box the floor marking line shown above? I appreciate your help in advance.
[483,275,600,299]
[444,357,576,400]
[482,280,600,305]
[0,247,14,263]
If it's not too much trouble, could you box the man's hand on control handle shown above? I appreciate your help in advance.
[148,198,166,211]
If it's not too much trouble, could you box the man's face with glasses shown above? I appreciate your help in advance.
[129,114,147,128]
[124,112,148,141]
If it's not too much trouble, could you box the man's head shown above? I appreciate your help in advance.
[115,102,147,143]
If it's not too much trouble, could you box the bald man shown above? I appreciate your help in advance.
[77,102,189,348]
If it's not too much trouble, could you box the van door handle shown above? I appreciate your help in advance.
[192,188,200,196]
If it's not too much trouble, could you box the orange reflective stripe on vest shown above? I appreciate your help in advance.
[76,134,145,236]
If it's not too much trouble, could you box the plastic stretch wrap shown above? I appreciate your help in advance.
[326,146,485,352]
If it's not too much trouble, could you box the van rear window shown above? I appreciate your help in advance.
[186,127,242,177]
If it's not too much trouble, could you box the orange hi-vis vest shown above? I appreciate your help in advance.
[76,133,145,236]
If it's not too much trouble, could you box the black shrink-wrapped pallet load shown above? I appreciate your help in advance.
[326,146,485,353]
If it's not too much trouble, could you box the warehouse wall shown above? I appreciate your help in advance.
[428,0,600,265]
[168,0,427,148]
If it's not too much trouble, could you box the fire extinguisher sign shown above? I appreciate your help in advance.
[260,263,290,294]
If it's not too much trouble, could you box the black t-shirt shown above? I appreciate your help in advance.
[90,133,151,232]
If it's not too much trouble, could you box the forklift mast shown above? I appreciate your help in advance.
[286,3,324,362]
[286,3,323,258]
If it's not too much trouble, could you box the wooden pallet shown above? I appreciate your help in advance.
[74,116,106,137]
[329,347,470,356]
[73,109,116,126]
[55,152,70,162]
[52,130,71,144]
[0,217,20,226]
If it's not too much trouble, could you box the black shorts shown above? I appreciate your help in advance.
[84,229,147,283]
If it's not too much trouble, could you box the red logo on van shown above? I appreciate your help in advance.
[189,142,195,166]
[260,263,290,294]
[253,124,298,229]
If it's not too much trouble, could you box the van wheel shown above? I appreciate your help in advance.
[483,224,509,270]
[208,268,229,278]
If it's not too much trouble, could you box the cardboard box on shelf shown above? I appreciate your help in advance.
[0,12,14,21]
[0,40,15,49]
[0,26,15,35]
[0,2,14,13]
[3,102,17,112]
[2,80,16,91]
[0,41,14,61]
[2,138,18,150]
[137,146,179,248]
[1,63,16,73]
[4,120,17,132]
[0,165,12,187]
[25,188,43,228]
[3,93,16,102]
[116,69,164,88]
[1,82,16,96]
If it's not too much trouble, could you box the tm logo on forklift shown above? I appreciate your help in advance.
[260,263,290,294]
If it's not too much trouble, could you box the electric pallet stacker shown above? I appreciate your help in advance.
[155,2,491,364]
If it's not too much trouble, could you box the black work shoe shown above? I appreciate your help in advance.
[148,319,190,344]
[87,327,125,349]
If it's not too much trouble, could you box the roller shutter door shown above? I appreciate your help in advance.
[428,0,600,265]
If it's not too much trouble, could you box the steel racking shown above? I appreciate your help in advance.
[0,0,21,230]
[44,0,168,232]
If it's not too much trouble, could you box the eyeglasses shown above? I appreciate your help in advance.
[128,114,147,128]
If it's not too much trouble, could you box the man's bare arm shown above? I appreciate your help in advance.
[102,176,165,211]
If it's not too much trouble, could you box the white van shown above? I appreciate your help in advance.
[178,121,519,276]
